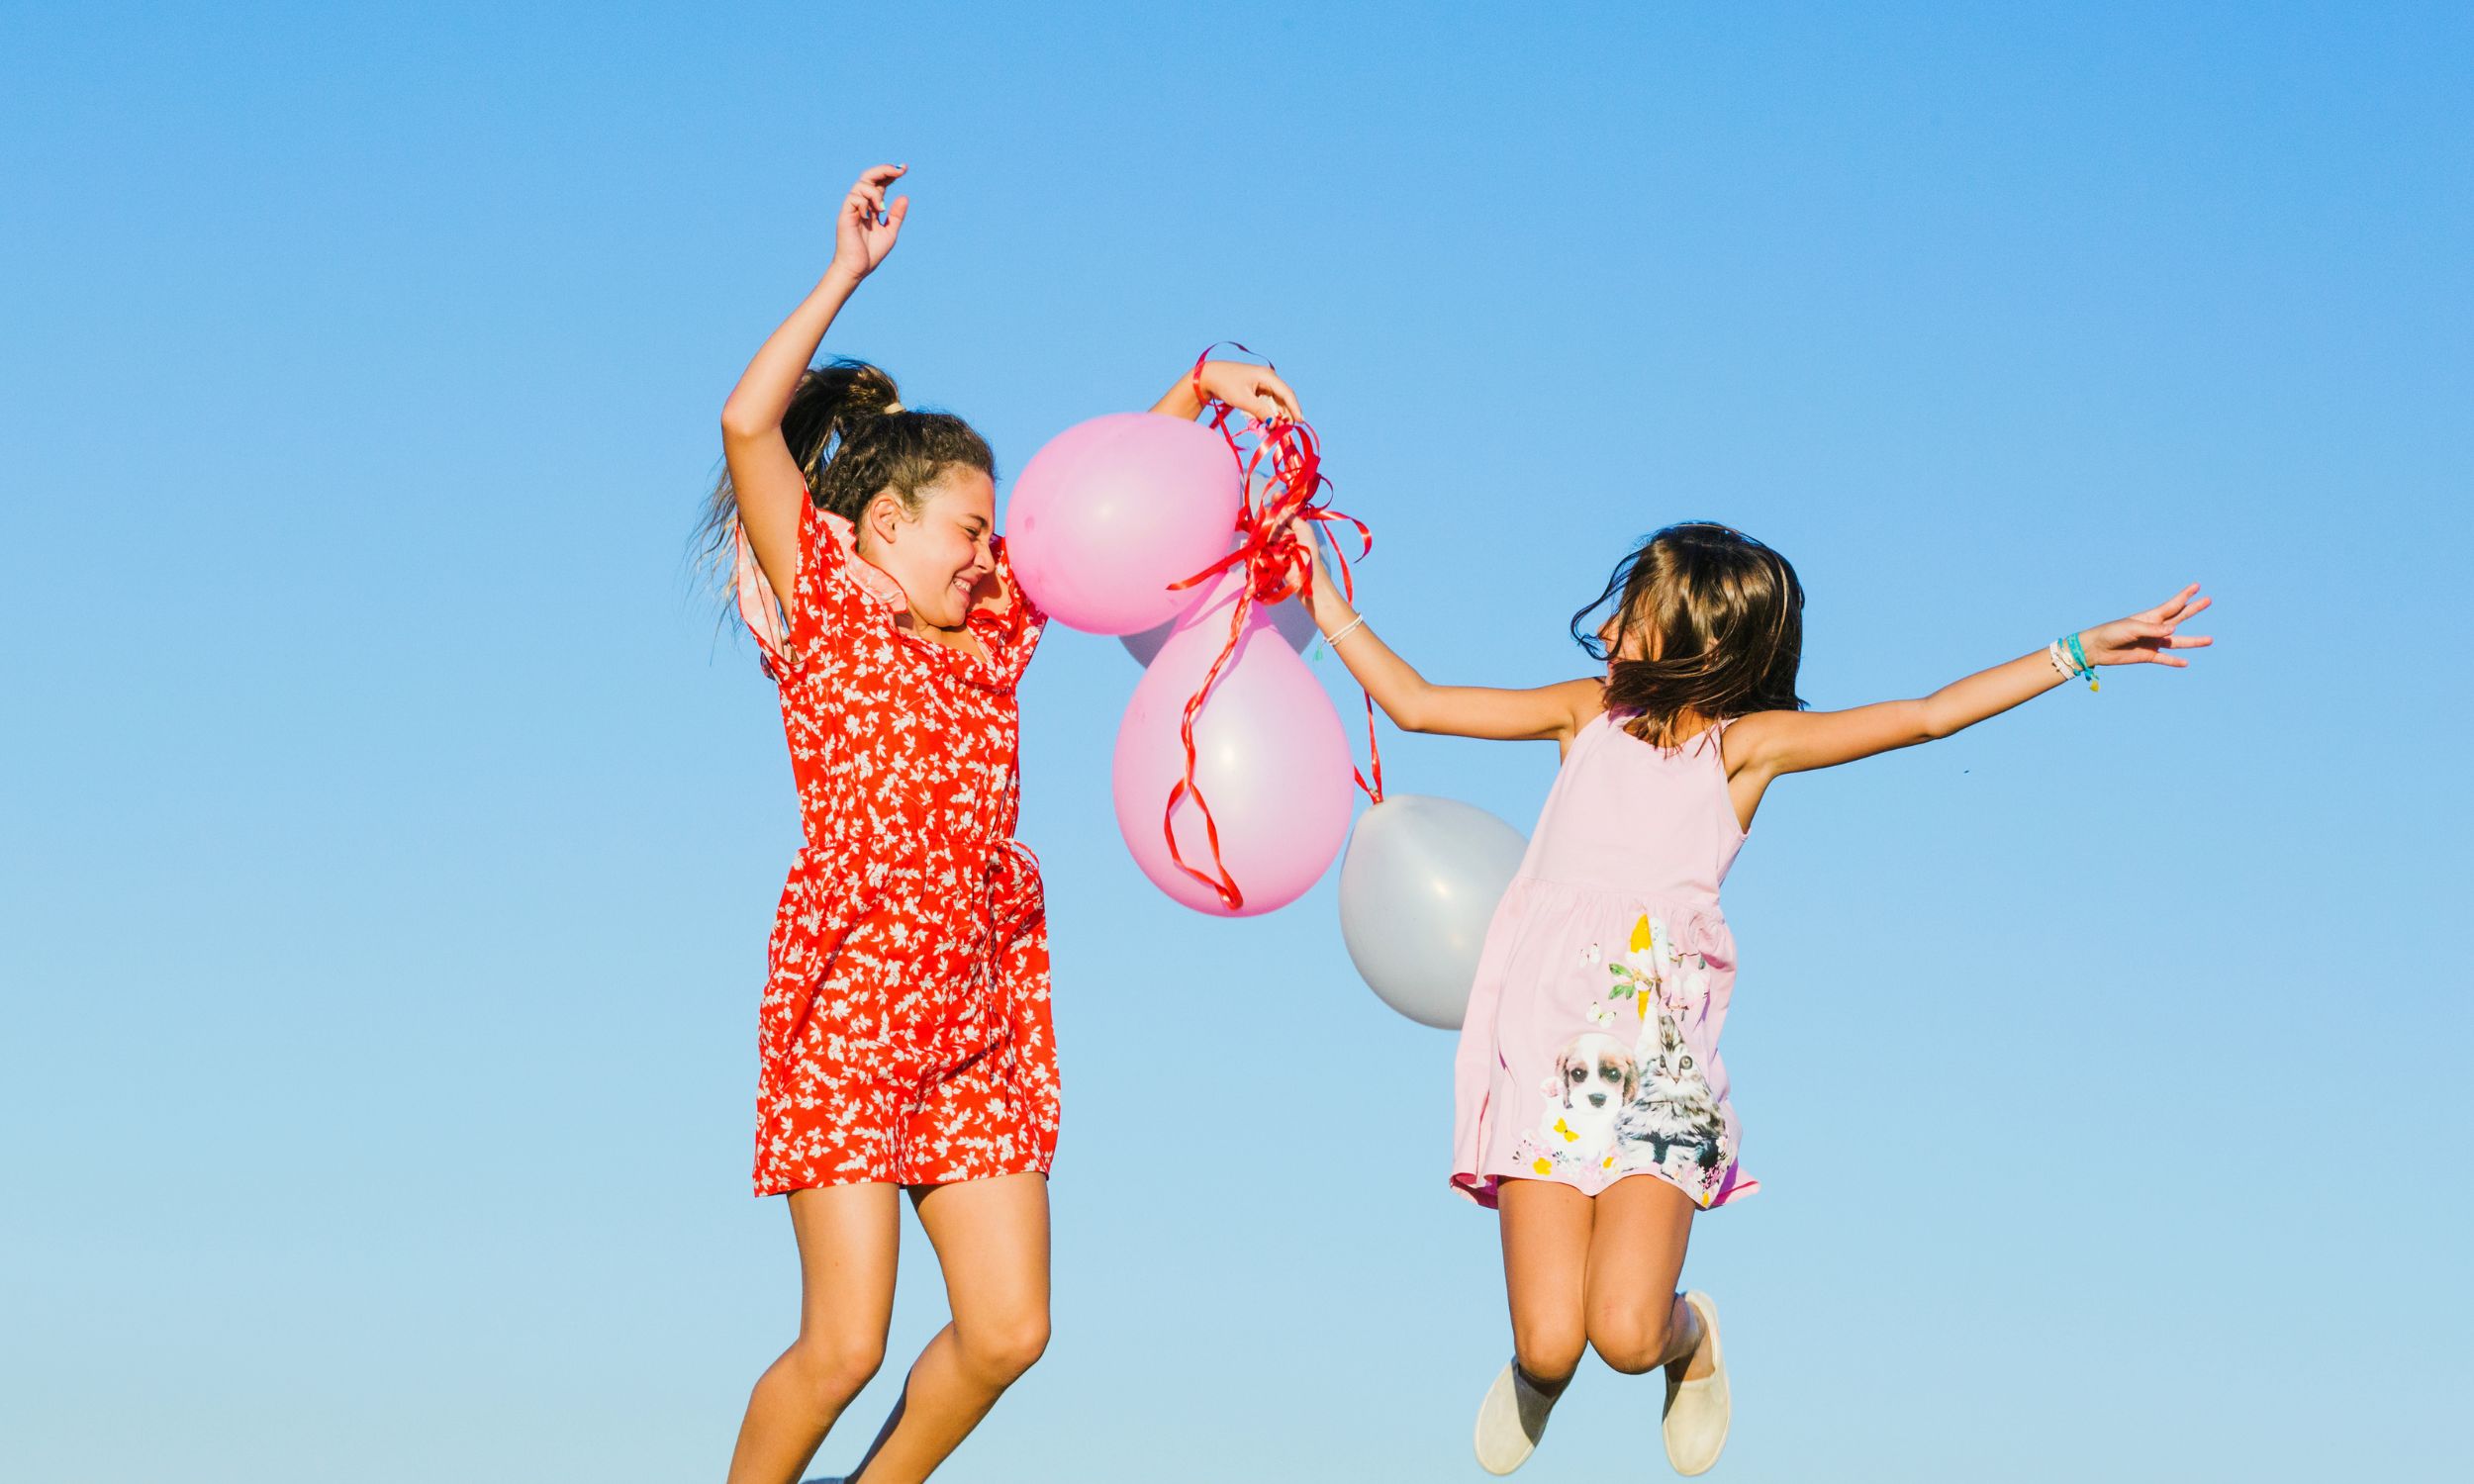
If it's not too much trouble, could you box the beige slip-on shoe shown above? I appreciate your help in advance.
[1474,1359,1561,1475]
[1662,1290,1731,1475]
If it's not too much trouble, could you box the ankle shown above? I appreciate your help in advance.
[1665,1299,1706,1372]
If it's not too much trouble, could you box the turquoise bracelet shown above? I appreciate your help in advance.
[2063,631,2098,693]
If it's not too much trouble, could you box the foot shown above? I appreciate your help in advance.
[1474,1360,1563,1475]
[1661,1291,1731,1476]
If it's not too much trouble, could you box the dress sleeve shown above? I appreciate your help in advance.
[984,535,1050,686]
[734,501,903,683]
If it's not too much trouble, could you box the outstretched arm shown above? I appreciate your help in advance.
[1149,360,1304,421]
[1724,585,2215,811]
[1293,523,1602,743]
[719,163,908,606]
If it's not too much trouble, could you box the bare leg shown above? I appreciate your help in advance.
[1579,1174,1708,1378]
[844,1173,1050,1484]
[724,1182,903,1484]
[1497,1178,1593,1389]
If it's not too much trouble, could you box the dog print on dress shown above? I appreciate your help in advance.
[1508,912,1736,1205]
[1522,1031,1636,1177]
[1604,913,1732,1201]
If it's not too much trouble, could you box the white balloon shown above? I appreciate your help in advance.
[1338,794,1529,1029]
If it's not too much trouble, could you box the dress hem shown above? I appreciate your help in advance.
[1449,1163,1759,1212]
[754,1153,1055,1199]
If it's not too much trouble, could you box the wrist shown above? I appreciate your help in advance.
[816,263,867,296]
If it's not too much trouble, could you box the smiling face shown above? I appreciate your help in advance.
[859,466,998,629]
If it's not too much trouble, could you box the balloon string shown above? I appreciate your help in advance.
[1159,344,1385,909]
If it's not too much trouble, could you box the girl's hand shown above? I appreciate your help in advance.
[2080,584,2215,669]
[1195,360,1304,423]
[828,163,909,283]
[1284,516,1322,576]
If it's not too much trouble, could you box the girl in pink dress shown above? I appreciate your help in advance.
[1297,521,2210,1476]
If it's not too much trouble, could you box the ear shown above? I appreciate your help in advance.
[865,490,904,546]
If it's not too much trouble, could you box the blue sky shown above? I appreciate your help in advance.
[3,3,2467,1480]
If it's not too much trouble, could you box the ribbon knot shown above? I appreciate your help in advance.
[1155,345,1384,912]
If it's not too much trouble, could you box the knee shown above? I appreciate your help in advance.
[791,1329,887,1405]
[1587,1306,1675,1376]
[958,1309,1050,1386]
[1511,1315,1586,1386]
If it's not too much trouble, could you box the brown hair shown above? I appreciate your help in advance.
[695,358,995,587]
[1570,522,1806,747]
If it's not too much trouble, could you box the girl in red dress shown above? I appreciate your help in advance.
[702,162,1299,1484]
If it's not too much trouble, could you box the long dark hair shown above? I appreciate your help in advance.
[695,358,995,590]
[1570,522,1806,747]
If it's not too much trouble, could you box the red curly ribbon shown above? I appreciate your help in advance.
[1158,344,1386,911]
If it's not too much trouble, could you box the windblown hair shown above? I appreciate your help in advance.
[1571,522,1806,747]
[695,358,995,590]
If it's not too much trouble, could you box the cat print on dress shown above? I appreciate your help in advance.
[1616,1002,1728,1181]
[1602,913,1732,1199]
[1511,912,1736,1202]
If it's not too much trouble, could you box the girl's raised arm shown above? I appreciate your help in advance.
[1293,521,1604,743]
[1149,360,1305,422]
[1726,585,2214,788]
[720,163,909,606]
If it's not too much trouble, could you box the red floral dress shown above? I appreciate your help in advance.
[733,499,1057,1195]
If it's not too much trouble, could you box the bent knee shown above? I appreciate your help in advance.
[960,1311,1051,1384]
[1512,1320,1586,1385]
[791,1331,887,1402]
[1587,1310,1675,1376]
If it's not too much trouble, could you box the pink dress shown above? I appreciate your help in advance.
[1451,712,1760,1211]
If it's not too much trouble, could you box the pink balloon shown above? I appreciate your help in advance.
[1112,574,1355,916]
[1005,413,1244,635]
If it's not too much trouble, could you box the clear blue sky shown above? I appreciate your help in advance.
[4,3,2467,1480]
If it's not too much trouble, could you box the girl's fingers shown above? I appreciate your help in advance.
[884,195,909,232]
[2166,633,2214,648]
[1260,369,1303,417]
[2141,584,2202,622]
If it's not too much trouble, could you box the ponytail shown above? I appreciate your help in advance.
[696,358,995,596]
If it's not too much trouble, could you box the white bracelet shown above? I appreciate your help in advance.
[2046,640,2078,680]
[1321,613,1369,646]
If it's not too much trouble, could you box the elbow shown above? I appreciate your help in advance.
[1384,698,1437,734]
[718,404,772,444]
